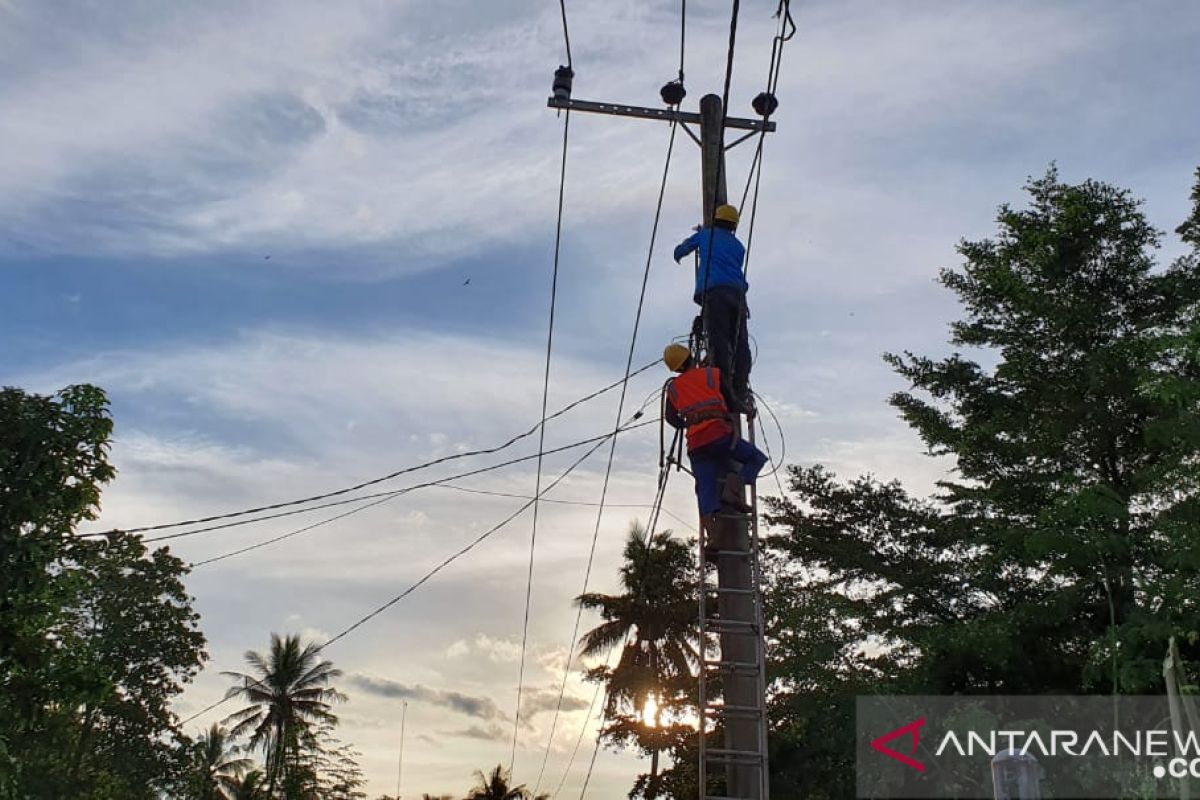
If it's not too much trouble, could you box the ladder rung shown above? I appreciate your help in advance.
[704,586,756,595]
[704,659,759,672]
[705,748,764,761]
[706,796,760,800]
[703,704,761,716]
[707,619,758,632]
[708,549,753,557]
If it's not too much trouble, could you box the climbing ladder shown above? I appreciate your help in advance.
[697,420,770,800]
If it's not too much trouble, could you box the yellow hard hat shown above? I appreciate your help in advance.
[663,343,691,372]
[715,204,739,226]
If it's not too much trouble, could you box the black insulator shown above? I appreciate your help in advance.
[552,65,574,101]
[660,80,686,106]
[752,91,779,117]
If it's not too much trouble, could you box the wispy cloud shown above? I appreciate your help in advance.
[349,674,509,723]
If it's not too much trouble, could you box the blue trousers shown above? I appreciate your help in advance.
[688,435,768,515]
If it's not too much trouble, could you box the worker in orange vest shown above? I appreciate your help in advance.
[661,343,767,520]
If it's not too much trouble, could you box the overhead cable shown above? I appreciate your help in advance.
[79,360,657,539]
[186,419,657,567]
[533,118,680,794]
[179,414,632,728]
[512,89,574,771]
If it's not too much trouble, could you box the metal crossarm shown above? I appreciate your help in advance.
[546,97,776,133]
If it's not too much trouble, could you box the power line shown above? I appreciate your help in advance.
[533,116,680,794]
[550,439,676,797]
[681,0,691,82]
[695,0,741,344]
[79,360,658,540]
[558,0,573,69]
[573,444,676,798]
[131,415,654,550]
[435,484,696,532]
[179,416,628,729]
[186,420,657,568]
[512,92,573,771]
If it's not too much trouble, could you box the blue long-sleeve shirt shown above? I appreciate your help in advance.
[673,226,748,303]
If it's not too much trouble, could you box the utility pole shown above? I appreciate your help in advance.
[548,70,775,800]
[396,700,407,800]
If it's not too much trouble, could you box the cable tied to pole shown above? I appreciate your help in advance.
[532,117,680,796]
[512,99,572,772]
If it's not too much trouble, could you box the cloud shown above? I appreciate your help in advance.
[519,687,591,720]
[348,674,509,723]
[445,723,507,742]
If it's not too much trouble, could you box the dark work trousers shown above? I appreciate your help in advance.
[702,285,752,412]
[688,434,768,515]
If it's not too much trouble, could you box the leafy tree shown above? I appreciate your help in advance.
[221,634,345,796]
[0,385,206,798]
[762,167,1200,793]
[1,384,115,726]
[576,522,696,796]
[186,724,254,800]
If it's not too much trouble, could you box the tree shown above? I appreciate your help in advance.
[576,522,696,797]
[221,634,345,795]
[227,770,267,800]
[0,385,207,798]
[762,167,1200,792]
[1,384,115,728]
[187,724,254,800]
[464,764,546,800]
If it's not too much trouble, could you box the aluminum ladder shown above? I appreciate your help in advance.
[696,422,770,800]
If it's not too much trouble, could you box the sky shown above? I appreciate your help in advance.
[2,0,1199,796]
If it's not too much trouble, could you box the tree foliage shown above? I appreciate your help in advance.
[0,385,206,798]
[221,633,347,797]
[577,522,697,797]
[761,167,1200,794]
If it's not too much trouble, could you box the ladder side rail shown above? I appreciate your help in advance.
[748,416,771,800]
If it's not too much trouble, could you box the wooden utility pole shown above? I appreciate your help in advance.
[699,94,729,224]
[548,75,773,800]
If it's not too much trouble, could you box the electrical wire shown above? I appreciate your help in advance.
[551,437,676,797]
[185,420,655,568]
[512,89,573,771]
[558,0,573,69]
[678,0,686,83]
[435,485,696,532]
[133,409,656,549]
[79,360,658,540]
[574,439,677,798]
[179,413,635,729]
[533,119,679,794]
[694,0,741,338]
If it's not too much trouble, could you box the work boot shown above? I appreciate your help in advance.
[700,512,742,562]
[721,474,753,513]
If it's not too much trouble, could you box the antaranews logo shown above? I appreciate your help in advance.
[870,717,926,773]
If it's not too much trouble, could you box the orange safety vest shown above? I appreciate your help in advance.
[666,366,733,451]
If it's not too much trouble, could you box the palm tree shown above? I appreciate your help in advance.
[189,723,254,800]
[576,521,697,782]
[227,770,266,800]
[221,633,346,794]
[465,764,547,800]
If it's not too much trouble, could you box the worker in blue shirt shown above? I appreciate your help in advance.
[673,204,753,415]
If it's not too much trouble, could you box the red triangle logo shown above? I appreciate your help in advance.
[870,717,926,772]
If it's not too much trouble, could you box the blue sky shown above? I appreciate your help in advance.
[3,0,1200,795]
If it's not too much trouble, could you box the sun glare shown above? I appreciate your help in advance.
[641,695,659,727]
